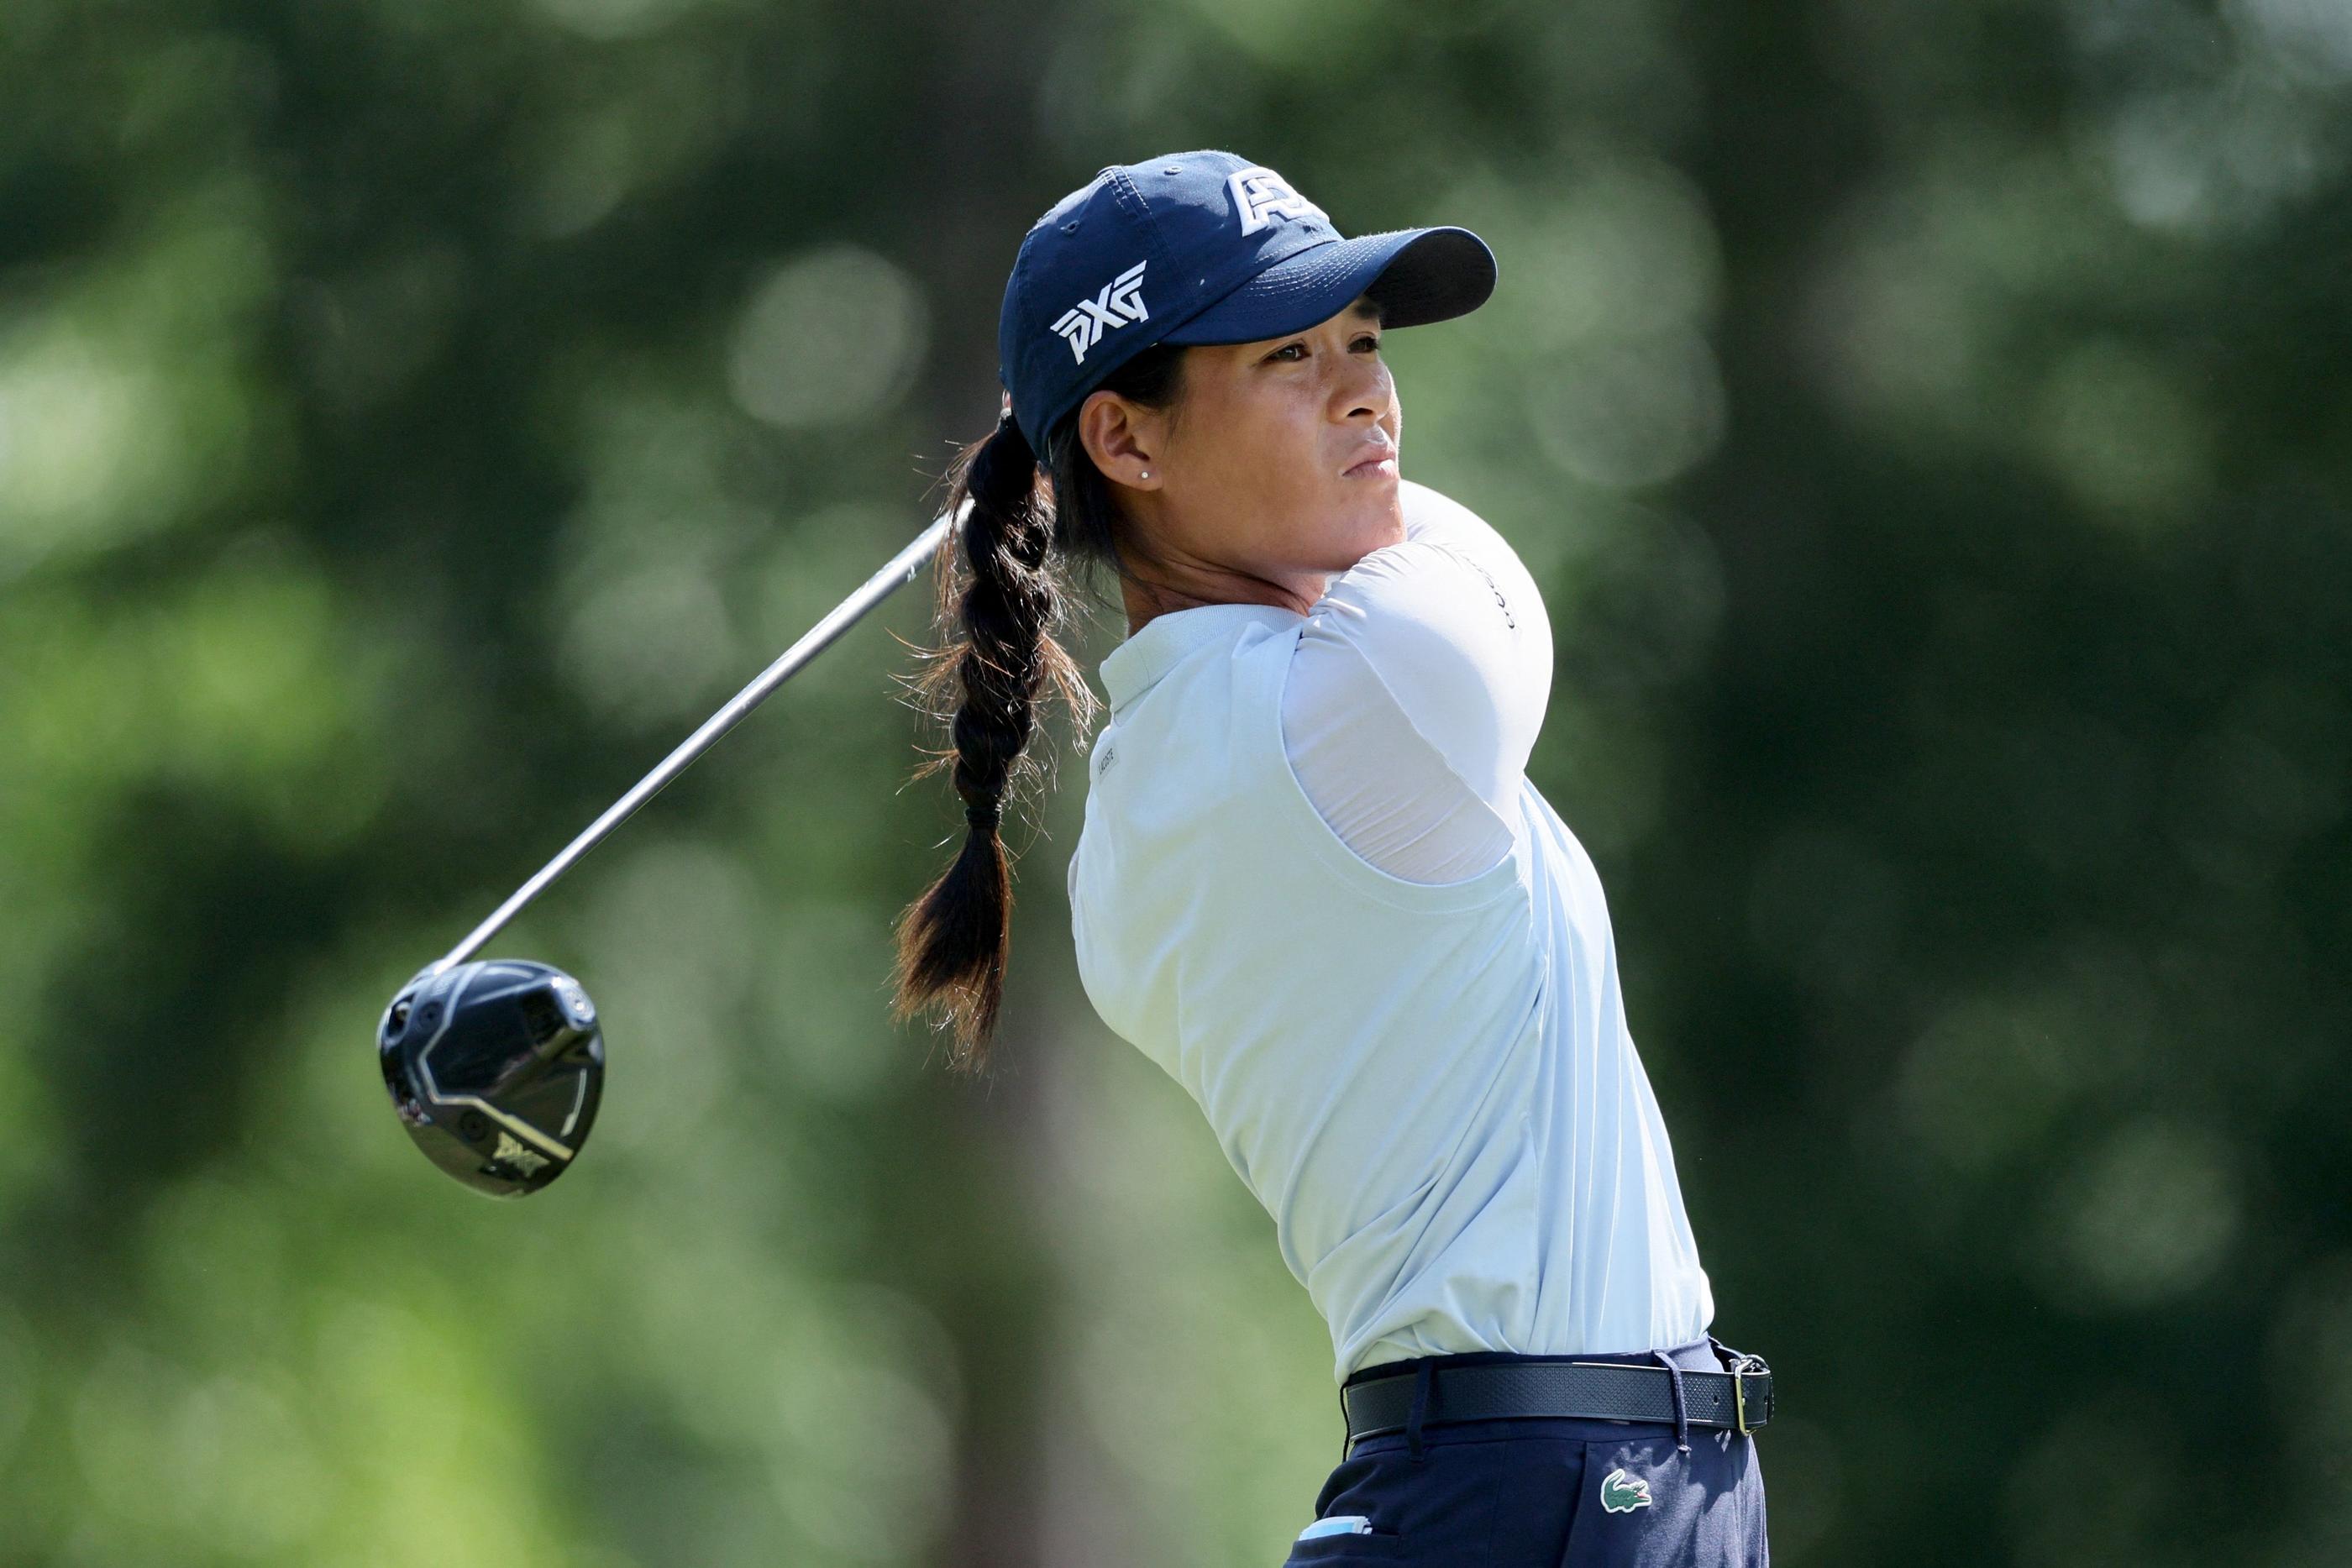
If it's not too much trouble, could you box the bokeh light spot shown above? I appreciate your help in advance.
[2035,1120,2240,1310]
[728,246,929,430]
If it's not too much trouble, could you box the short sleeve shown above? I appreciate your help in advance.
[1280,482,1552,884]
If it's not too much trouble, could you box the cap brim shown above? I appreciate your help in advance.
[1159,226,1496,346]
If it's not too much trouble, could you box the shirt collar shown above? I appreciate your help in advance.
[1100,602,1303,716]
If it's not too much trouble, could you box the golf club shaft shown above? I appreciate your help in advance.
[433,502,967,973]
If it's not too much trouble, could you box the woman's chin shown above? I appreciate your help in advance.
[1307,497,1408,574]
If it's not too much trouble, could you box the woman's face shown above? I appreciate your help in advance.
[1077,295,1402,616]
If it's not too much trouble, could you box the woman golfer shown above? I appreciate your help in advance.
[894,150,1772,1565]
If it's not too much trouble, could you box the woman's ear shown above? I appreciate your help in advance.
[1077,390,1164,490]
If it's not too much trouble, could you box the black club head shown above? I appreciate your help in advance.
[378,959,606,1198]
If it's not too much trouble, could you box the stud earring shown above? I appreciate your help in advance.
[1139,470,1152,480]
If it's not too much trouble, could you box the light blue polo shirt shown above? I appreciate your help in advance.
[1064,525,1714,1385]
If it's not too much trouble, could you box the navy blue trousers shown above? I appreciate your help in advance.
[1281,1337,1768,1566]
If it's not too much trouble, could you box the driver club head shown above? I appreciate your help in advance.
[378,959,605,1198]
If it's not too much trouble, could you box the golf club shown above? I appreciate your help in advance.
[379,501,966,1196]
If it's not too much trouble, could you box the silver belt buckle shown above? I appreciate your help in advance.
[1730,1353,1770,1435]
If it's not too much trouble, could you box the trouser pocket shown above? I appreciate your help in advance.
[1558,1432,1768,1567]
[1280,1439,1503,1565]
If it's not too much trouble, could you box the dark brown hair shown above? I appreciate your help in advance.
[890,342,1188,1069]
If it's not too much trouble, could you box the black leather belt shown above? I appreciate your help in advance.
[1341,1355,1773,1450]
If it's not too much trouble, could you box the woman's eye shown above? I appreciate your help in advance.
[1264,335,1377,363]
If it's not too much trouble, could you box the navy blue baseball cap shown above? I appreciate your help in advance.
[997,150,1496,457]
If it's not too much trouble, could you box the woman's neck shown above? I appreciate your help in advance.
[1120,564,1327,637]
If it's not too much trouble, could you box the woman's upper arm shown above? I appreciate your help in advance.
[1279,487,1552,883]
[1397,478,1554,698]
[1329,486,1551,810]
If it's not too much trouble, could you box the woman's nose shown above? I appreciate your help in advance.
[1338,359,1394,422]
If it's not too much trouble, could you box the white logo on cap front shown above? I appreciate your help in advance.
[1051,260,1149,364]
[1227,165,1328,235]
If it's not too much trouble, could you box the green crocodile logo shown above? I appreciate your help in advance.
[1599,1467,1653,1514]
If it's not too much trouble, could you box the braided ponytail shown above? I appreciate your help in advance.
[890,408,1096,1068]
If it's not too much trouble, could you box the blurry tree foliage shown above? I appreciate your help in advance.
[0,0,2347,1563]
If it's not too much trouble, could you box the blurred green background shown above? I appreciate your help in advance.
[3,0,2349,1563]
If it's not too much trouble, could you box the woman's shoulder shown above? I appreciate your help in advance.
[1310,480,1542,622]
[1397,479,1551,639]
[1281,482,1553,846]
[1303,483,1550,716]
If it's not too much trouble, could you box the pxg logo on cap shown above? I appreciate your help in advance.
[996,149,1497,457]
[1050,260,1149,365]
[1042,167,1326,368]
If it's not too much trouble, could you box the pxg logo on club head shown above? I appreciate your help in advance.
[379,959,606,1198]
